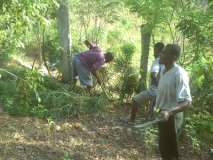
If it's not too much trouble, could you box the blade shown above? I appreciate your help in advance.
[134,118,162,129]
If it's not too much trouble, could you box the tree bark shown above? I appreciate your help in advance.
[139,24,152,91]
[57,0,72,83]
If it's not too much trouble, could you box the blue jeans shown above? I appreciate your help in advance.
[73,56,93,87]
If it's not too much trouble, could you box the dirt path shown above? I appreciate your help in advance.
[0,111,211,160]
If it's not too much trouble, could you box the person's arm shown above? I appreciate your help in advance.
[84,40,95,49]
[150,72,159,87]
[161,70,192,121]
[162,101,191,121]
[170,101,191,115]
[91,70,101,85]
[90,54,105,83]
[150,59,161,87]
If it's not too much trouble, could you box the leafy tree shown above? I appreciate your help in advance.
[0,0,57,52]
[123,0,173,89]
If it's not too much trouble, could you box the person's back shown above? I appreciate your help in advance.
[78,45,105,72]
[72,40,113,88]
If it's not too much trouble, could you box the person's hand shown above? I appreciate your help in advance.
[84,40,90,47]
[160,110,172,121]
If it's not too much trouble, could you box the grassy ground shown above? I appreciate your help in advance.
[0,106,211,160]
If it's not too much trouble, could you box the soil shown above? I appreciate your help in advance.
[0,106,211,160]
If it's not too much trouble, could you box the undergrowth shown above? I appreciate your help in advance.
[0,67,109,120]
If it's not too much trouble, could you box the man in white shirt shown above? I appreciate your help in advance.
[129,42,164,122]
[156,44,192,160]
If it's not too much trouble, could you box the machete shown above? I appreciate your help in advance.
[134,117,163,129]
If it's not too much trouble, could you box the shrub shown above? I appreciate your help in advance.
[0,68,109,119]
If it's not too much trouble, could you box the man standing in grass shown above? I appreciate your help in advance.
[128,42,164,122]
[73,40,113,90]
[157,44,192,160]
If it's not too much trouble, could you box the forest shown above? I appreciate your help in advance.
[0,0,212,159]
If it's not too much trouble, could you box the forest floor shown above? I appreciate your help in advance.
[0,105,211,160]
[0,57,212,159]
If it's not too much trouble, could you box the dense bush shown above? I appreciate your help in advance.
[113,42,139,102]
[0,68,109,119]
[184,55,213,149]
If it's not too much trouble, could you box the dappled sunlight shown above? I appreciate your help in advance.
[0,141,64,160]
[0,106,210,159]
[0,0,212,159]
[0,113,148,159]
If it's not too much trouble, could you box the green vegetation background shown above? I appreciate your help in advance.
[0,0,212,154]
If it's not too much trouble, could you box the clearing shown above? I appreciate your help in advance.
[0,106,211,160]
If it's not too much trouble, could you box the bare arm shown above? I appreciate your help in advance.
[169,101,191,115]
[150,72,159,87]
[84,40,95,49]
[162,101,191,121]
[161,69,192,121]
[91,70,101,85]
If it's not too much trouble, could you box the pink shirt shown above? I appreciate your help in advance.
[79,45,105,72]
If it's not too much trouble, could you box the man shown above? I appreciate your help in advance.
[156,44,192,160]
[73,40,113,89]
[129,42,164,122]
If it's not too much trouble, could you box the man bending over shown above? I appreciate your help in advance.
[73,40,113,90]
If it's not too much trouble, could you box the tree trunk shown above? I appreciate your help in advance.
[57,0,72,83]
[139,24,152,91]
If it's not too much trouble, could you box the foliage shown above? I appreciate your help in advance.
[114,42,139,102]
[184,55,213,151]
[15,70,43,115]
[0,67,109,119]
[0,0,212,156]
[176,0,213,64]
[123,0,174,29]
[63,152,72,160]
[0,0,58,52]
[191,56,213,112]
[120,42,136,61]
[70,0,123,45]
[43,34,61,64]
[143,127,158,154]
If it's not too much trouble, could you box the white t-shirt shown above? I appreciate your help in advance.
[156,64,192,132]
[150,58,160,73]
[149,58,162,90]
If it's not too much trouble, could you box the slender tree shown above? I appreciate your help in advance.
[123,0,171,90]
[57,0,72,82]
[140,24,152,90]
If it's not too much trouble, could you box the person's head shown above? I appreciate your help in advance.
[154,42,164,58]
[160,44,181,65]
[104,52,114,63]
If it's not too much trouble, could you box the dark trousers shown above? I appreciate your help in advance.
[159,116,179,160]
